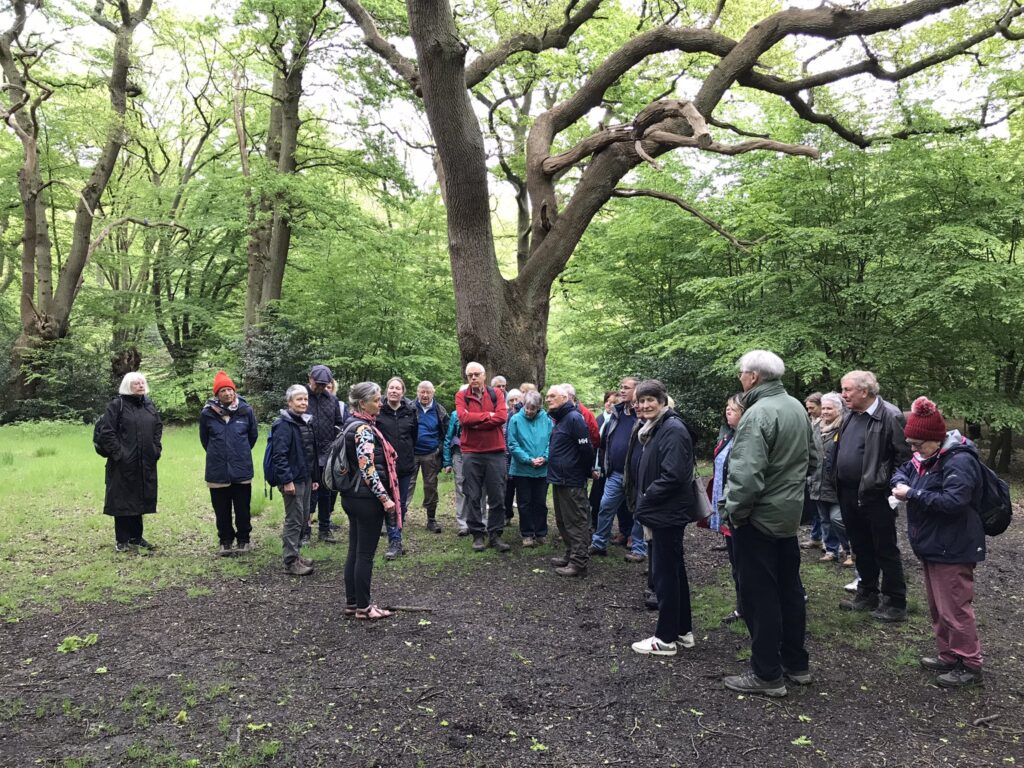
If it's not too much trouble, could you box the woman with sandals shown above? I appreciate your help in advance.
[340,382,402,620]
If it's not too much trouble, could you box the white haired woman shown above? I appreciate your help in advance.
[95,372,163,553]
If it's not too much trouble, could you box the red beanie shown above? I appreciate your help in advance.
[213,370,236,395]
[904,397,946,442]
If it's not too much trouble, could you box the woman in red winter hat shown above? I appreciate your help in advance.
[891,397,986,688]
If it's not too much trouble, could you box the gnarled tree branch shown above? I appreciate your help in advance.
[611,187,756,251]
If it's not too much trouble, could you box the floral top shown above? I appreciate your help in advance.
[355,424,390,503]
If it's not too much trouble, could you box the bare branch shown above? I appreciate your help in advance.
[465,0,604,88]
[611,187,755,250]
[89,218,189,260]
[705,0,726,30]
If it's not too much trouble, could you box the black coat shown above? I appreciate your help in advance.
[627,409,697,529]
[834,397,911,502]
[377,398,418,476]
[199,396,258,484]
[305,386,344,464]
[97,395,163,517]
[546,402,594,487]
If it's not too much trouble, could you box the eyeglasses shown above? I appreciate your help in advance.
[494,384,507,389]
[906,440,924,449]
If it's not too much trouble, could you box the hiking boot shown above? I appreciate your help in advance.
[783,667,813,685]
[236,541,253,553]
[318,531,338,544]
[920,656,957,672]
[284,559,313,576]
[589,545,608,556]
[457,527,471,537]
[297,555,313,567]
[426,518,442,534]
[936,662,983,688]
[114,541,135,553]
[819,552,837,562]
[624,552,647,563]
[384,541,404,560]
[555,564,586,577]
[521,537,536,548]
[472,534,487,552]
[217,543,234,557]
[677,632,695,649]
[722,672,787,697]
[609,532,626,546]
[489,534,511,552]
[550,553,570,567]
[799,538,820,549]
[535,536,546,546]
[842,554,855,567]
[871,601,907,623]
[839,591,879,612]
[631,635,677,656]
[132,538,157,551]
[644,590,659,610]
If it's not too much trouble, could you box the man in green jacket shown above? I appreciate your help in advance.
[721,350,819,697]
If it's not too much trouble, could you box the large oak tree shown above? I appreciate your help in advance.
[337,0,1023,384]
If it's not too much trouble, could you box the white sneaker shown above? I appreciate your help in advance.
[844,578,860,593]
[632,635,677,656]
[677,632,695,649]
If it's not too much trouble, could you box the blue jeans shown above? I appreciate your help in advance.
[818,500,848,555]
[590,472,625,550]
[630,518,648,556]
[387,473,413,545]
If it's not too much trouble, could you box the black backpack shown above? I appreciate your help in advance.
[974,457,1012,536]
[93,399,123,458]
[323,419,368,493]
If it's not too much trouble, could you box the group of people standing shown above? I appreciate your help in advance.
[95,350,991,686]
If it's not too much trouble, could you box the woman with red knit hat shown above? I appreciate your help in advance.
[200,371,259,555]
[891,396,986,688]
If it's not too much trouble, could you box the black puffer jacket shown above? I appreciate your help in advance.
[376,398,418,476]
[625,409,698,529]
[305,386,344,465]
[97,395,163,517]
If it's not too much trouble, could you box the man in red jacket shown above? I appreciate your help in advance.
[456,362,511,553]
[564,383,601,449]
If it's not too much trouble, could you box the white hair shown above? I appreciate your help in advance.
[417,381,434,391]
[560,382,577,399]
[118,372,149,395]
[285,384,307,402]
[547,384,569,398]
[842,370,880,396]
[821,392,844,411]
[737,350,785,381]
[506,388,523,401]
[490,375,506,387]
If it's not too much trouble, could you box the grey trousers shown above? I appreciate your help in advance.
[462,451,506,535]
[281,479,311,564]
[452,450,467,531]
[410,449,442,518]
[553,484,591,568]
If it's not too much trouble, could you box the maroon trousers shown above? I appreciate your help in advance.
[921,560,983,670]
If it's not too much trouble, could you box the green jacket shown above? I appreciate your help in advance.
[722,380,819,538]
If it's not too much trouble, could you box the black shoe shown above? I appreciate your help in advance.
[936,662,983,688]
[318,531,338,544]
[589,545,608,556]
[920,656,957,672]
[871,601,907,623]
[644,590,659,610]
[426,518,442,534]
[472,535,487,552]
[839,592,879,612]
[114,541,135,553]
[131,537,157,551]
[550,554,570,567]
[783,667,812,685]
[489,535,511,553]
[722,672,787,697]
[329,522,341,531]
[722,609,742,625]
[384,541,404,560]
[555,564,587,577]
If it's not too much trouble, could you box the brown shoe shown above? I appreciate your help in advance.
[284,559,313,576]
[550,554,570,567]
[819,552,837,562]
[555,564,587,577]
[609,532,626,546]
[842,555,855,567]
[624,552,647,563]
[522,537,536,548]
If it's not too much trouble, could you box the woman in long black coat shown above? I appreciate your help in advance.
[96,372,163,552]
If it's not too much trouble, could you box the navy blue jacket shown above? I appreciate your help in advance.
[268,410,318,486]
[628,409,698,529]
[546,402,594,487]
[891,433,986,564]
[199,397,258,484]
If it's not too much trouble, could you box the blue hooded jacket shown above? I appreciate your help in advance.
[199,396,258,484]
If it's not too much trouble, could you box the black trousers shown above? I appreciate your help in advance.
[210,484,252,545]
[113,515,143,543]
[838,487,907,608]
[733,523,808,681]
[725,534,743,615]
[651,525,692,643]
[315,465,337,533]
[589,475,605,528]
[504,474,518,521]
[342,495,385,609]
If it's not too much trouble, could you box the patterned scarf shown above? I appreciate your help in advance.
[354,410,404,528]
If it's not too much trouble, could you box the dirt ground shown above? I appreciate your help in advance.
[2,512,1023,768]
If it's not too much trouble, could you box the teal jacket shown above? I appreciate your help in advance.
[723,380,819,538]
[506,408,553,478]
[442,411,461,467]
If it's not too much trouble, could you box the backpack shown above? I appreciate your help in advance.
[974,457,1012,536]
[323,418,368,493]
[263,422,284,487]
[93,398,123,458]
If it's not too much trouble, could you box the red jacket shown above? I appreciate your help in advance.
[456,386,507,453]
[577,403,601,450]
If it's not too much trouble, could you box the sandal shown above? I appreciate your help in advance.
[354,604,393,621]
[344,604,357,617]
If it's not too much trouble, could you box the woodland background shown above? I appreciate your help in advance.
[2,0,1023,467]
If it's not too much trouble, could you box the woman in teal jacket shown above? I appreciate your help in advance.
[506,390,553,546]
